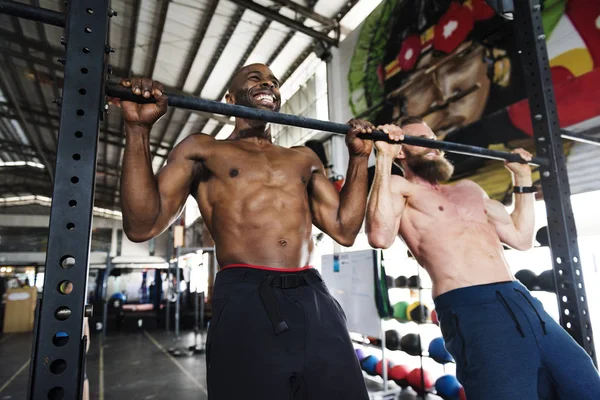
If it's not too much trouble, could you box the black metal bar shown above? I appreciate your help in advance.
[513,0,596,365]
[561,130,600,146]
[228,0,338,46]
[272,0,337,27]
[28,1,110,399]
[0,0,65,27]
[106,83,548,167]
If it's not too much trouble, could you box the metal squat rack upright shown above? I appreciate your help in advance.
[506,0,596,365]
[0,0,114,398]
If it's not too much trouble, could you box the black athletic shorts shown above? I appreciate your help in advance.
[206,265,369,400]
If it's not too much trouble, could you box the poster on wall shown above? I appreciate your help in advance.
[329,0,600,202]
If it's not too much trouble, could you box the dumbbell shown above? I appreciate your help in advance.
[355,348,366,362]
[385,275,395,288]
[395,275,408,288]
[389,364,410,388]
[407,367,434,394]
[393,301,409,321]
[360,355,380,376]
[400,333,422,356]
[515,269,556,292]
[385,329,402,351]
[435,375,464,400]
[407,301,430,323]
[407,275,421,289]
[375,359,394,377]
[428,337,454,364]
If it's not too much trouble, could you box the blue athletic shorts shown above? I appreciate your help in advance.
[434,280,600,400]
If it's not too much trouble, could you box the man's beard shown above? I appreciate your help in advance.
[406,153,454,183]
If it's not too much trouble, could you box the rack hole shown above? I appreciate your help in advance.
[60,255,75,269]
[583,309,587,315]
[77,109,84,116]
[69,200,77,207]
[562,296,568,303]
[83,47,90,54]
[58,281,73,295]
[79,88,87,95]
[66,223,75,231]
[81,68,88,74]
[48,387,65,400]
[55,306,71,321]
[564,309,570,316]
[573,256,578,263]
[85,26,92,33]
[581,296,585,302]
[576,269,581,276]
[71,176,79,184]
[579,283,583,289]
[86,8,94,14]
[556,257,562,264]
[52,332,69,347]
[566,322,572,329]
[50,359,67,375]
[75,131,83,138]
[72,153,81,161]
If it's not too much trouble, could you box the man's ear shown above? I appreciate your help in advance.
[225,93,234,105]
[396,147,407,161]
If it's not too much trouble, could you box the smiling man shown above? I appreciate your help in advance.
[111,63,372,399]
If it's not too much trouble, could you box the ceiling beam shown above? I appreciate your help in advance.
[271,0,337,28]
[0,55,54,182]
[228,0,337,46]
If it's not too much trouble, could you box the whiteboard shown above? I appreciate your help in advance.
[321,250,381,337]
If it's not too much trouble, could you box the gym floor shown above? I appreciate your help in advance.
[0,331,441,399]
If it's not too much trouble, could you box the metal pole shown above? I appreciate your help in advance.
[513,0,596,365]
[22,0,111,398]
[106,83,548,167]
[0,0,65,27]
[175,246,181,339]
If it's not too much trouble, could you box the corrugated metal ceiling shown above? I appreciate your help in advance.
[0,0,366,212]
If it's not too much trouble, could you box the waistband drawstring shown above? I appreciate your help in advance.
[496,291,525,338]
[514,289,547,335]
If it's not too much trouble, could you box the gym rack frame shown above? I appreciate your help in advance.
[0,0,594,398]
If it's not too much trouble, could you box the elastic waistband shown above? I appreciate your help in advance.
[434,280,529,311]
[216,265,322,287]
[221,263,313,272]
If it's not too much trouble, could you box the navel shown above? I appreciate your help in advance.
[438,206,444,211]
[279,239,288,247]
[229,168,239,178]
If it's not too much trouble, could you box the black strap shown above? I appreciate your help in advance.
[513,186,537,194]
[258,276,290,335]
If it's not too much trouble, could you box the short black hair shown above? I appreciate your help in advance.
[400,116,424,128]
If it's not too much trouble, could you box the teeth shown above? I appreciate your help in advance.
[256,94,274,102]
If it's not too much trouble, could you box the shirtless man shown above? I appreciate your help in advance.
[365,117,600,399]
[112,64,372,399]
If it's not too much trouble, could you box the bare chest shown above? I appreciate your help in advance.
[409,184,487,221]
[200,144,314,188]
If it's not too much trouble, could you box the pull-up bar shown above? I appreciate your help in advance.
[0,0,65,27]
[106,83,550,167]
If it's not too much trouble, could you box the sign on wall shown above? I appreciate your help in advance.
[329,0,600,201]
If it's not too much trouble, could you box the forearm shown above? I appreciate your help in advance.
[120,124,161,238]
[366,155,402,247]
[510,173,535,247]
[336,155,370,239]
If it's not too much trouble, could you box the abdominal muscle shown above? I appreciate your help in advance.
[199,185,314,270]
[400,209,515,298]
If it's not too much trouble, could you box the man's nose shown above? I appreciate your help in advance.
[261,80,274,89]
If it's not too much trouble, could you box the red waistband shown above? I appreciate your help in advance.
[220,263,313,272]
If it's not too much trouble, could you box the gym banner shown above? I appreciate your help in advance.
[329,0,600,201]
